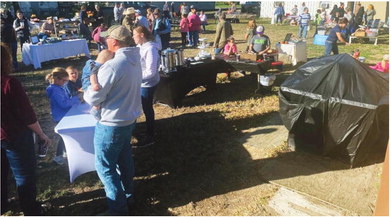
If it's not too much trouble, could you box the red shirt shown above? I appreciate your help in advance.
[1,75,37,143]
[188,14,201,31]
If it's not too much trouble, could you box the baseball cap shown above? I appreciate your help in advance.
[135,9,141,14]
[256,25,265,34]
[100,25,132,44]
[190,5,195,9]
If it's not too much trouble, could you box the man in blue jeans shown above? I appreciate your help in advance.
[324,18,349,56]
[84,25,142,215]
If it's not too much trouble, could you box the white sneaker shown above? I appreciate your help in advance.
[53,156,65,165]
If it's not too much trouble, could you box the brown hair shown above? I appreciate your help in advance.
[66,65,78,73]
[247,19,256,28]
[338,17,348,24]
[45,67,69,84]
[1,42,13,75]
[133,26,154,42]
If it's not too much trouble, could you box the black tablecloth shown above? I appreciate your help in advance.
[154,59,235,108]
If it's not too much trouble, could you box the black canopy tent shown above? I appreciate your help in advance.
[279,54,389,167]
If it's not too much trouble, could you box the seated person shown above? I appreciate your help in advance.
[248,25,271,60]
[38,16,55,43]
[223,36,238,55]
[29,14,41,32]
[91,23,108,52]
[370,54,389,73]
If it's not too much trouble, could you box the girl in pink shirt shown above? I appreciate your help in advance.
[224,36,238,55]
[179,14,189,48]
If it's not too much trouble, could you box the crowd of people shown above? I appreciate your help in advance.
[1,1,388,216]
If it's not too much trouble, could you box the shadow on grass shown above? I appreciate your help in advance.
[129,110,351,215]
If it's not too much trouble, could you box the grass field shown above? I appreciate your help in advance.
[3,16,389,216]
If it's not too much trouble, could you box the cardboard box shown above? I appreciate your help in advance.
[354,30,366,37]
[239,53,260,61]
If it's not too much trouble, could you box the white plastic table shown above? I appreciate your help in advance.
[22,39,90,69]
[276,42,307,66]
[54,102,96,182]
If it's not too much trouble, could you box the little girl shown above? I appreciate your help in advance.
[46,67,80,165]
[64,65,82,97]
[179,14,189,48]
[223,36,238,55]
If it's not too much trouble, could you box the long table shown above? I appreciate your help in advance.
[22,39,90,69]
[54,102,96,182]
[154,59,236,108]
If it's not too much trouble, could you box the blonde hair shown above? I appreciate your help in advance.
[367,4,374,10]
[45,67,68,84]
[247,19,256,28]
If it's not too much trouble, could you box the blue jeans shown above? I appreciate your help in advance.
[94,122,136,215]
[324,40,338,56]
[298,25,308,39]
[214,48,223,54]
[1,130,41,215]
[188,31,199,47]
[141,86,157,137]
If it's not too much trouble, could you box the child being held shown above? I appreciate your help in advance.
[223,36,238,56]
[370,54,389,73]
[81,49,114,120]
[64,65,82,97]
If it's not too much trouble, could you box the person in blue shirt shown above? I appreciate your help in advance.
[324,18,350,56]
[64,66,82,97]
[298,7,311,39]
[274,3,285,24]
[46,67,80,165]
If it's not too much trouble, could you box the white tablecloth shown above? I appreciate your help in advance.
[54,103,96,182]
[276,42,307,66]
[22,39,90,69]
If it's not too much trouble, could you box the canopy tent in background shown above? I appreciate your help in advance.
[279,54,389,167]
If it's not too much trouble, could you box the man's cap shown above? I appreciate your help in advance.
[100,25,132,44]
[135,9,141,14]
[123,7,135,15]
[30,14,37,18]
[256,25,265,34]
[190,5,196,9]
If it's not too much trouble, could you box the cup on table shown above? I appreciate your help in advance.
[235,54,240,62]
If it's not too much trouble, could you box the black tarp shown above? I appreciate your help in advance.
[279,54,389,167]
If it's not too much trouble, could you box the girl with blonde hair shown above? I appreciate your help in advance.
[46,67,80,164]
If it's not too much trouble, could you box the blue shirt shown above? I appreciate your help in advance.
[81,59,103,91]
[299,13,311,26]
[64,79,82,97]
[153,18,171,36]
[274,6,285,16]
[326,25,342,43]
[46,84,80,122]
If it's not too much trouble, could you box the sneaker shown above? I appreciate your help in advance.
[53,156,65,165]
[133,136,155,148]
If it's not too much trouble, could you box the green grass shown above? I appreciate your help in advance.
[4,17,389,216]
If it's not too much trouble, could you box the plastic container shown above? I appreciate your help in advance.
[260,74,276,86]
[358,57,366,63]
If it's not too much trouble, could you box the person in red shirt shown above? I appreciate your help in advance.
[1,43,51,215]
[91,23,108,52]
[187,5,201,47]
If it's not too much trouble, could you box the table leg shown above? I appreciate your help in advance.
[349,36,352,44]
[254,74,261,94]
